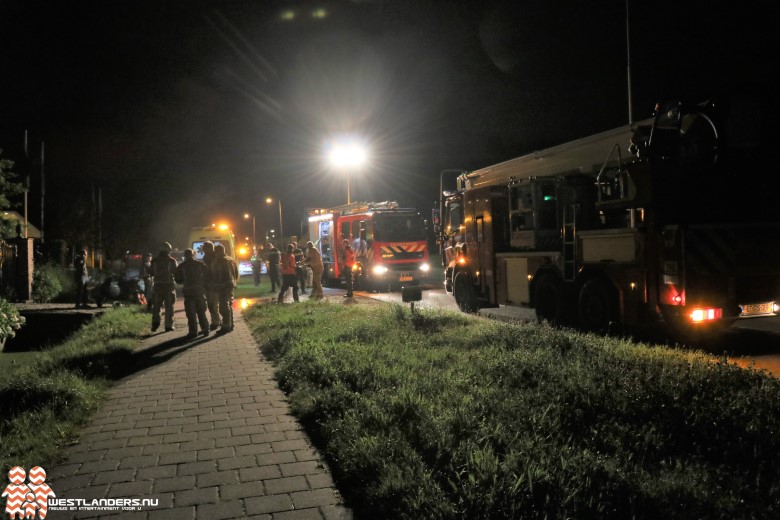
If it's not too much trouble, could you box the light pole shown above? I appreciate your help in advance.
[244,213,256,250]
[266,197,283,249]
[326,137,368,204]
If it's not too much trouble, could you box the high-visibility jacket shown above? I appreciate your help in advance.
[342,245,356,268]
[281,253,297,275]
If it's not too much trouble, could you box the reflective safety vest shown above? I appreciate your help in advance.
[342,246,356,268]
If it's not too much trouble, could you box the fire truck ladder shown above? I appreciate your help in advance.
[562,204,578,281]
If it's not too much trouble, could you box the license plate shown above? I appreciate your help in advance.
[740,302,776,317]
[399,275,413,282]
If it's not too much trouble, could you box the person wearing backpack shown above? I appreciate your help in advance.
[175,248,211,339]
[150,242,178,332]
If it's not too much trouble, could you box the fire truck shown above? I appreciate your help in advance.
[437,92,780,339]
[308,201,430,290]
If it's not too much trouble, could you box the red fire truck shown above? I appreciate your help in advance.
[308,201,430,290]
[437,91,780,340]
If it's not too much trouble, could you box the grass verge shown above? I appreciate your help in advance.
[0,306,148,470]
[244,301,780,519]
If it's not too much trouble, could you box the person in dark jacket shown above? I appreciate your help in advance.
[201,241,221,330]
[292,242,306,295]
[212,244,238,333]
[341,238,355,298]
[175,249,210,339]
[266,243,281,292]
[150,242,178,332]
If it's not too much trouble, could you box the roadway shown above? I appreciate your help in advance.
[346,284,780,378]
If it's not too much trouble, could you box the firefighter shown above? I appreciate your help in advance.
[175,249,210,339]
[150,242,178,332]
[341,238,355,298]
[277,243,300,303]
[305,241,324,299]
[352,230,368,263]
[212,243,237,333]
[201,241,221,331]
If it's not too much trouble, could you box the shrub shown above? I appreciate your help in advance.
[0,297,25,340]
[32,263,65,303]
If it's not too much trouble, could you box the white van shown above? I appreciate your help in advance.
[188,225,237,261]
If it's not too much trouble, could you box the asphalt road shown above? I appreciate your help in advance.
[352,285,780,378]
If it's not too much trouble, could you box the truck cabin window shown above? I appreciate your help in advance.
[374,215,427,242]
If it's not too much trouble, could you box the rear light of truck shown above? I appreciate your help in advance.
[689,307,722,323]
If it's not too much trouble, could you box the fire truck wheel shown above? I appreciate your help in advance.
[453,273,477,313]
[534,274,563,325]
[578,278,617,332]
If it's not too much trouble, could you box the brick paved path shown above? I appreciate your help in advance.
[46,299,352,520]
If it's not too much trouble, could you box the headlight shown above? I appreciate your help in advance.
[373,265,389,275]
[419,263,430,272]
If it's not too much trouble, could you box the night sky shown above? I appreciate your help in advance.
[0,0,774,256]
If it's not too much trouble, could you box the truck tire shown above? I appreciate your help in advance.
[578,278,617,332]
[453,272,477,313]
[534,274,563,324]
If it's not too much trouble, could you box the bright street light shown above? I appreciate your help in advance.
[243,213,256,250]
[266,197,284,248]
[325,137,369,204]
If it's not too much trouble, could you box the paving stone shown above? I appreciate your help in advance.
[178,460,216,476]
[196,500,245,520]
[136,464,177,481]
[174,486,218,506]
[153,476,196,493]
[245,494,294,515]
[196,470,238,488]
[280,461,320,478]
[291,489,341,509]
[219,480,264,500]
[264,476,310,495]
[158,451,197,465]
[92,468,136,485]
[274,509,324,520]
[238,465,282,482]
[118,455,159,469]
[107,479,154,497]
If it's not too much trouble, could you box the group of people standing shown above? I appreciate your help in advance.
[267,241,324,303]
[143,241,237,339]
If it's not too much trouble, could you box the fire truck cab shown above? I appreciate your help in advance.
[308,201,430,291]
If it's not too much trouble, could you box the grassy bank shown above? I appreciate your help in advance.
[0,306,148,470]
[244,301,780,519]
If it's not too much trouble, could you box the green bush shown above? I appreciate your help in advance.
[32,263,64,303]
